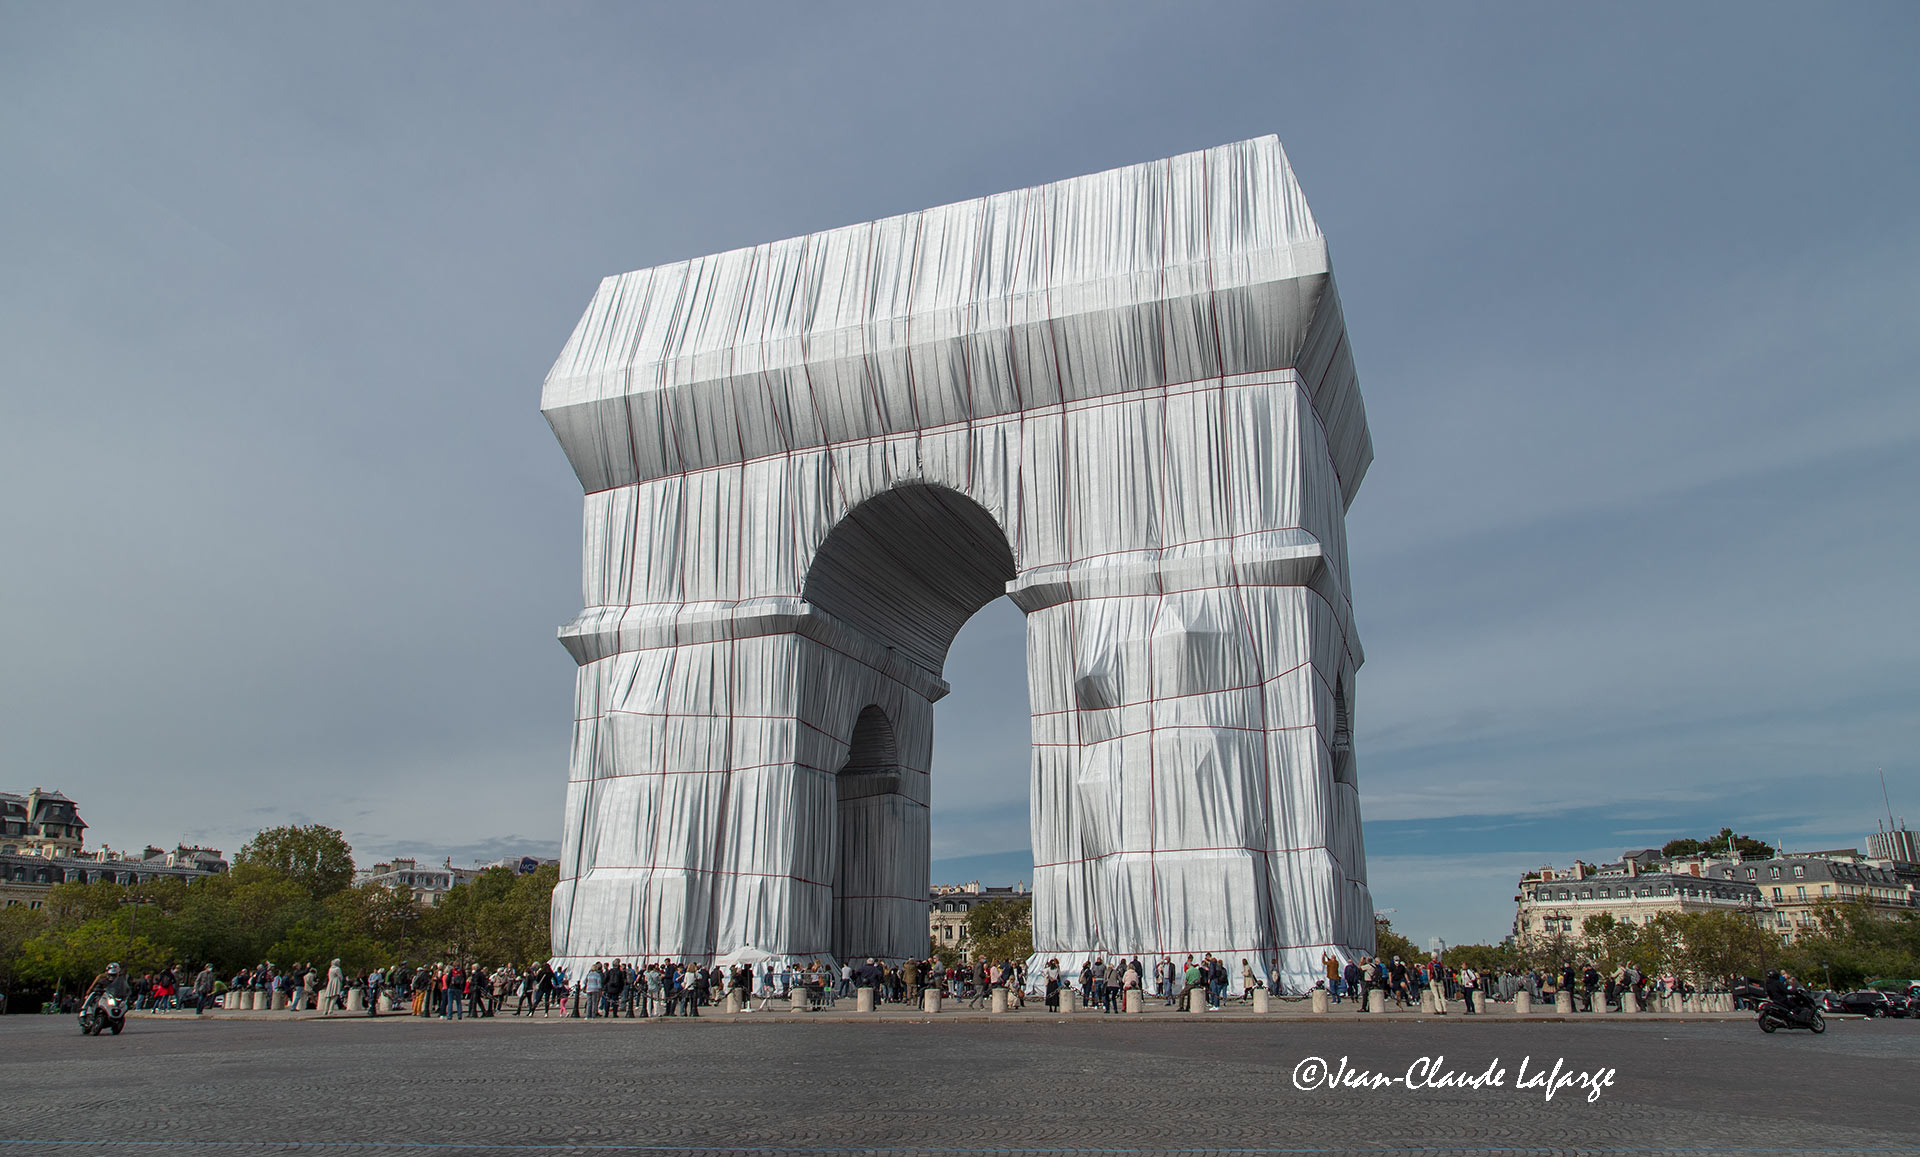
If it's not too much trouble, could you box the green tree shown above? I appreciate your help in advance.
[1443,941,1520,974]
[1778,899,1920,990]
[962,897,1032,964]
[0,903,50,990]
[425,864,557,966]
[1661,829,1774,861]
[1373,915,1420,963]
[1579,913,1662,974]
[234,824,356,899]
[1655,909,1778,987]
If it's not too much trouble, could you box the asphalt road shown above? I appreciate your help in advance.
[4,1012,1917,1156]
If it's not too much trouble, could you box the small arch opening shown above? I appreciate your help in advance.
[833,704,903,962]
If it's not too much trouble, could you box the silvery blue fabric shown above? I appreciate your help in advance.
[541,136,1374,993]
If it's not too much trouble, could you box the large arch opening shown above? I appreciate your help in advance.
[803,484,1017,678]
[806,484,1021,962]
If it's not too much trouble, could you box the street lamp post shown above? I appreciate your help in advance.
[120,896,157,957]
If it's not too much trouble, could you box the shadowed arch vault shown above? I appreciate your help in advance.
[541,136,1377,991]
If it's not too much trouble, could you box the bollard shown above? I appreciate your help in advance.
[1057,989,1074,1014]
[1514,991,1533,1015]
[923,988,942,1014]
[272,991,289,1011]
[250,991,265,1011]
[377,992,394,1014]
[1252,988,1271,1014]
[1554,991,1574,1014]
[1421,989,1439,1014]
[1124,988,1143,1013]
[789,987,808,1014]
[989,988,1008,1014]
[345,988,364,1012]
[1622,991,1640,1013]
[725,989,744,1014]
[855,986,876,1013]
[1310,989,1331,1014]
[1367,989,1386,1014]
[1586,992,1607,1014]
[1188,988,1209,1015]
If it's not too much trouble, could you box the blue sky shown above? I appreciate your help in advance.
[3,3,1915,948]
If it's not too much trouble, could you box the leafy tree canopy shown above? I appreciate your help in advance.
[962,897,1032,965]
[1373,915,1421,963]
[1661,828,1774,861]
[234,824,356,900]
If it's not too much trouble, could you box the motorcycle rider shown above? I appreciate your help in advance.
[1764,970,1815,1019]
[84,961,131,1018]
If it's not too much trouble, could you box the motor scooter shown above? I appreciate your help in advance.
[1734,982,1825,1033]
[79,992,127,1036]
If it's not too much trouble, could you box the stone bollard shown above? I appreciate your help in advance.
[1310,989,1331,1014]
[1125,988,1144,1014]
[1554,991,1574,1014]
[1252,988,1271,1014]
[377,992,394,1014]
[923,988,942,1014]
[1622,991,1640,1014]
[1189,988,1209,1015]
[1515,991,1533,1015]
[724,989,744,1014]
[789,987,808,1014]
[989,988,1008,1014]
[1367,989,1386,1014]
[251,991,266,1011]
[1056,989,1074,1014]
[345,988,364,1012]
[855,986,875,1013]
[272,991,289,1011]
[1420,989,1438,1014]
[1587,993,1608,1014]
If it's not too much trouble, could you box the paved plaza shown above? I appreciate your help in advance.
[3,1012,1917,1156]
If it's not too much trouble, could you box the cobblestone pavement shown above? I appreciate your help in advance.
[3,1013,1916,1156]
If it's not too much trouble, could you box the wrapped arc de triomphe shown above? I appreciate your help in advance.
[540,135,1375,993]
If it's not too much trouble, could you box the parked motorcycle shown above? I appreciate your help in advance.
[1734,983,1825,1034]
[79,992,127,1036]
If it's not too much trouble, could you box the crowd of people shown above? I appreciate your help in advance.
[45,952,1739,1020]
[1319,952,1709,1013]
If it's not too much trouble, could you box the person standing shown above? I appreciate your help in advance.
[192,963,215,1015]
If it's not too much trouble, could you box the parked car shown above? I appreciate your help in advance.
[1815,991,1848,1014]
[1836,990,1902,1017]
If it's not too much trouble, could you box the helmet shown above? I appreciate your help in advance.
[106,962,122,975]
